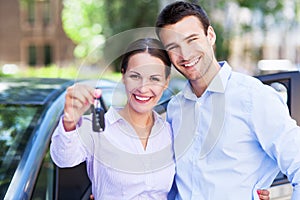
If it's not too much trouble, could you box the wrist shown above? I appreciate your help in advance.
[62,116,77,131]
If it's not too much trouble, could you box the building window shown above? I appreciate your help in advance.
[28,45,37,66]
[27,0,35,25]
[22,0,51,27]
[42,0,51,26]
[44,45,52,66]
[27,44,53,66]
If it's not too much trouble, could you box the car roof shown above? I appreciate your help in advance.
[0,78,75,105]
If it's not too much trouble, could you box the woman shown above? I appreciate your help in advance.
[51,38,174,199]
[50,38,270,199]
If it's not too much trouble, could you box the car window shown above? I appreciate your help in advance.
[0,105,42,198]
[270,82,288,103]
[31,149,55,200]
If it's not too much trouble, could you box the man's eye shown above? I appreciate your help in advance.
[167,45,178,51]
[188,37,198,43]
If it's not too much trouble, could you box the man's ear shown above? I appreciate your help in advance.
[207,26,216,46]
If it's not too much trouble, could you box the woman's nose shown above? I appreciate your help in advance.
[137,79,150,93]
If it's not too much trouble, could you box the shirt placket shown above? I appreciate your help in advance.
[192,99,204,198]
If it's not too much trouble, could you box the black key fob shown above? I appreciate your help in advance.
[92,97,105,132]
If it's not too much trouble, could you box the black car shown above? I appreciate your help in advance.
[0,77,177,200]
[256,70,300,190]
[2,71,297,199]
[0,78,123,200]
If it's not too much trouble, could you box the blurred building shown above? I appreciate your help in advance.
[0,0,75,67]
[224,1,300,75]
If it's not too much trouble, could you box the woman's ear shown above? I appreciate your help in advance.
[122,73,125,84]
[164,76,171,90]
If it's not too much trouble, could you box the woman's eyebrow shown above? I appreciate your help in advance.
[128,70,140,75]
[150,74,163,77]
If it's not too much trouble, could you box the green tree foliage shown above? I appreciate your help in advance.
[62,0,159,67]
[61,0,285,70]
[62,0,107,60]
[101,0,160,71]
[237,0,283,14]
[195,0,284,61]
[102,0,159,36]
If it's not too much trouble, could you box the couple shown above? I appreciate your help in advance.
[50,1,300,200]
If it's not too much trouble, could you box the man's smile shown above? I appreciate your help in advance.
[182,56,200,68]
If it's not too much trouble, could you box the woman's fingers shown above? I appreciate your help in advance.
[62,84,103,131]
[63,84,95,123]
[66,84,94,106]
[94,88,102,98]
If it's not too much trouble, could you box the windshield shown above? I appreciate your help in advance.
[0,104,42,197]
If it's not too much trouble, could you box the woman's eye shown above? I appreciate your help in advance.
[150,77,160,82]
[129,74,141,80]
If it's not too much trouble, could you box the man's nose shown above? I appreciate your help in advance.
[179,44,192,61]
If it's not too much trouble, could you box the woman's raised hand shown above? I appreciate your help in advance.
[257,189,270,200]
[62,84,101,131]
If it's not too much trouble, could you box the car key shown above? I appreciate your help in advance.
[92,95,105,132]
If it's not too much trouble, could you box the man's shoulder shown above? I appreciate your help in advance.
[226,71,274,104]
[169,91,185,104]
[230,71,263,88]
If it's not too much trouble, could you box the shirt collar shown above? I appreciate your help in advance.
[207,61,231,93]
[182,61,232,99]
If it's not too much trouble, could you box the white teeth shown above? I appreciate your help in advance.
[184,58,199,67]
[135,95,150,101]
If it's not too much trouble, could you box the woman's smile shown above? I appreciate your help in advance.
[133,94,152,102]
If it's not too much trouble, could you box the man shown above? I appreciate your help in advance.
[155,1,300,199]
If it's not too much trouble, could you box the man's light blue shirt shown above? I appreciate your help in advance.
[167,61,300,200]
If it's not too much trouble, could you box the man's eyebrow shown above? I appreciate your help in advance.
[184,33,199,41]
[164,33,200,49]
[164,42,177,50]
